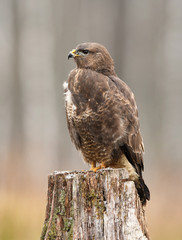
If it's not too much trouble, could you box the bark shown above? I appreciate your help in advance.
[41,168,149,240]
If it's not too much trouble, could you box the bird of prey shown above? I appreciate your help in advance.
[64,42,150,205]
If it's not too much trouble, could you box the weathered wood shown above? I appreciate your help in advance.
[41,168,149,240]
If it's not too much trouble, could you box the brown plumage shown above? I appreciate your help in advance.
[64,42,150,205]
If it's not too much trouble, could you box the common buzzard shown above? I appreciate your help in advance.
[64,42,150,205]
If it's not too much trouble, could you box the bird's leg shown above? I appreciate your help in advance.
[91,162,107,172]
[90,161,96,171]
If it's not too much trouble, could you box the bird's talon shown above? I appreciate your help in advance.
[90,167,95,171]
[90,161,96,171]
[91,163,106,172]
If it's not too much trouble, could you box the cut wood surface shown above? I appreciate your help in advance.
[41,168,149,240]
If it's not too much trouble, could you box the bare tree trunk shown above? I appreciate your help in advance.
[41,169,149,240]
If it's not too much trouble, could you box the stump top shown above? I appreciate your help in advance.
[51,168,129,179]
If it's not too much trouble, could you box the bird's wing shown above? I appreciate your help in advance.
[109,75,150,204]
[108,75,144,174]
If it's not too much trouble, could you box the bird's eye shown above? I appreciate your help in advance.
[82,50,89,55]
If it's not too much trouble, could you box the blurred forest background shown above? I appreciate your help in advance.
[0,0,182,239]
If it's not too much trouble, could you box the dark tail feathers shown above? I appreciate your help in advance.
[135,177,150,206]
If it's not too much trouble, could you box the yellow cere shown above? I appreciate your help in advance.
[71,49,80,57]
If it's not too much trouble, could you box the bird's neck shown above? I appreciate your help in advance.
[96,67,116,77]
[77,65,116,77]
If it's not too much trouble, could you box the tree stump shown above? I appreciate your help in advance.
[41,168,149,240]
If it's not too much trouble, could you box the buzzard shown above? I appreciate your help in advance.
[64,42,150,205]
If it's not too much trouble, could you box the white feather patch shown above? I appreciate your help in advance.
[65,90,72,104]
[63,81,68,90]
[64,89,77,111]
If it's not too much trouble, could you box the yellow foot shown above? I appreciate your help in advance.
[91,163,106,172]
[90,161,96,171]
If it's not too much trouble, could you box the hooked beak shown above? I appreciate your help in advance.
[68,49,80,59]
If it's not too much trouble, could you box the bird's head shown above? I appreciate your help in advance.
[68,42,116,76]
